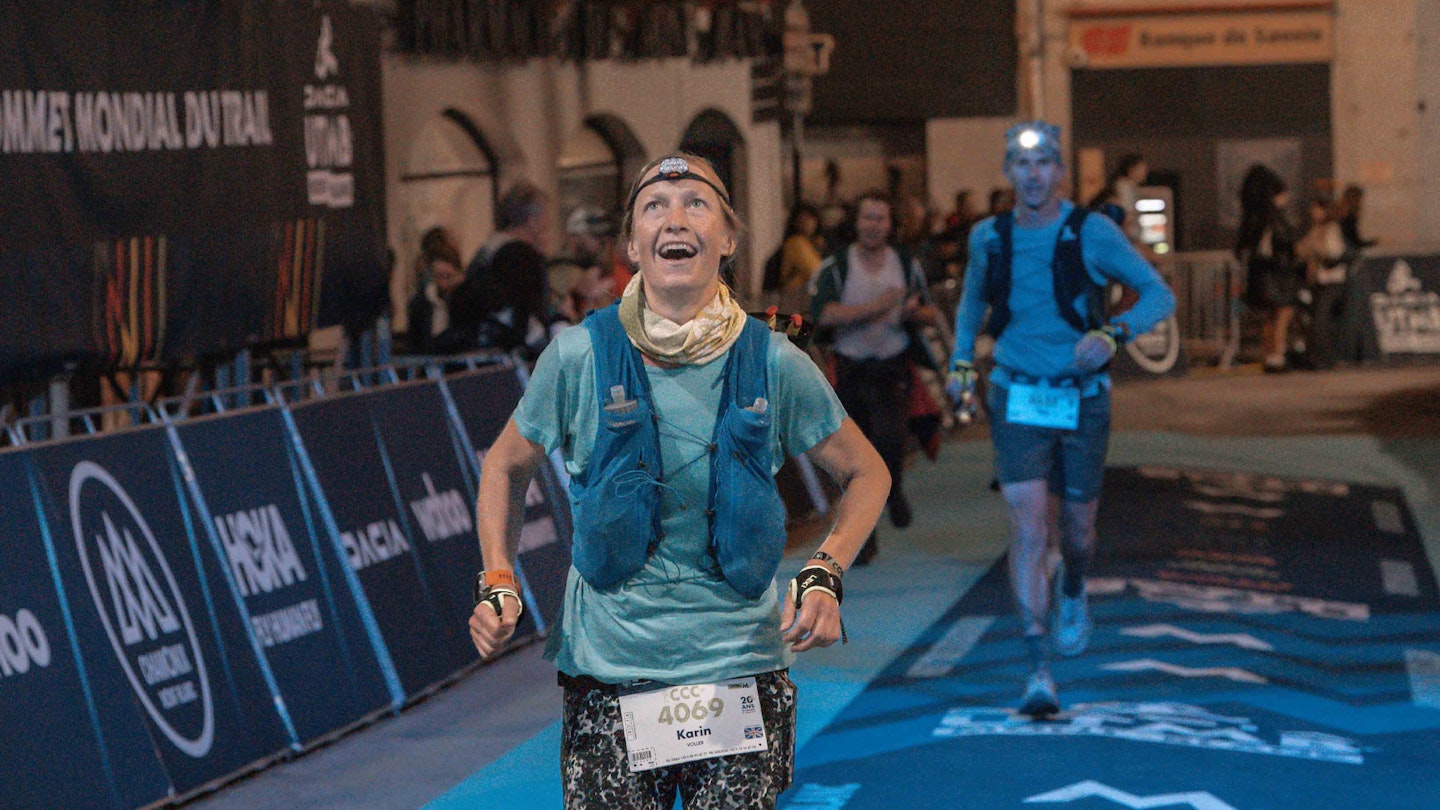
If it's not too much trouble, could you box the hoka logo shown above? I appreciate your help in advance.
[214,505,308,597]
[96,512,181,645]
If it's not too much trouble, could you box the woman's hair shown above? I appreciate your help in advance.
[419,226,461,269]
[1088,153,1146,208]
[1336,184,1365,217]
[1235,163,1287,254]
[784,203,820,237]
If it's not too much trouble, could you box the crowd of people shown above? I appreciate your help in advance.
[1236,166,1377,373]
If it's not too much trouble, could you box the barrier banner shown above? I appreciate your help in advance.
[0,1,387,385]
[172,409,394,743]
[287,391,479,696]
[446,366,573,633]
[25,429,293,796]
[0,450,172,809]
[1340,253,1440,362]
[364,381,527,653]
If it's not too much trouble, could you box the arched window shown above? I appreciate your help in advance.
[394,109,499,332]
[557,115,646,232]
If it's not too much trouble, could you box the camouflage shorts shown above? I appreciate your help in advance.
[559,669,797,810]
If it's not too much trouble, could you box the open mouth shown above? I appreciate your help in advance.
[658,242,697,260]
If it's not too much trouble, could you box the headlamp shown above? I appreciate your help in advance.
[1003,121,1062,164]
[625,156,731,214]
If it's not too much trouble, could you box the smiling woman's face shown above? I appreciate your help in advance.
[625,175,736,299]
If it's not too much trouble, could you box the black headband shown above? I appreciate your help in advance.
[625,157,731,214]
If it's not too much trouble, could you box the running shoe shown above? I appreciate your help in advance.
[1053,566,1092,657]
[1018,669,1060,718]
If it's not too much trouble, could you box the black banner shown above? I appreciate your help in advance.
[172,409,396,743]
[1340,253,1440,363]
[0,1,387,384]
[446,366,573,634]
[287,391,481,696]
[25,429,294,796]
[0,450,173,809]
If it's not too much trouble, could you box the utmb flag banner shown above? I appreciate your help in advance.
[0,1,387,385]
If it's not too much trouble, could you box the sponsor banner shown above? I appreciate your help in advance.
[26,430,292,795]
[173,408,393,742]
[788,467,1440,808]
[0,1,387,385]
[0,450,173,809]
[287,392,478,696]
[362,381,523,648]
[1340,254,1440,361]
[1069,9,1333,70]
[445,366,573,632]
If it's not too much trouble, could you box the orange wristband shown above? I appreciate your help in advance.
[482,569,519,590]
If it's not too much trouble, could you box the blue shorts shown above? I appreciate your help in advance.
[986,383,1111,502]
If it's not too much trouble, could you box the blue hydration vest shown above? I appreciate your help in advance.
[570,304,787,599]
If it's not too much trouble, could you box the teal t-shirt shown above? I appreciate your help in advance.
[513,323,846,684]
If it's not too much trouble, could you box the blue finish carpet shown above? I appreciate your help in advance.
[783,466,1440,810]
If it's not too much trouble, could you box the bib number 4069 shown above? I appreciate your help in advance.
[658,696,724,725]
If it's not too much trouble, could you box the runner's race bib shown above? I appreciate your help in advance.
[619,677,767,772]
[1006,383,1081,430]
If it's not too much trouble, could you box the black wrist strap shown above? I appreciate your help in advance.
[793,565,847,644]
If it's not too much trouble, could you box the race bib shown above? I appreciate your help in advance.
[619,677,768,772]
[1006,383,1080,430]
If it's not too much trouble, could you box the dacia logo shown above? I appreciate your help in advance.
[69,461,214,758]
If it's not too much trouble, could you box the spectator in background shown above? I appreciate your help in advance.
[549,206,624,326]
[943,189,976,237]
[810,190,945,565]
[1088,153,1149,248]
[779,203,825,293]
[898,195,946,284]
[988,186,1015,217]
[1336,183,1379,259]
[1295,194,1348,370]
[467,182,555,358]
[405,226,484,354]
[1236,164,1303,373]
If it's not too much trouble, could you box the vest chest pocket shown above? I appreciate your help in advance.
[711,405,787,599]
[570,397,661,589]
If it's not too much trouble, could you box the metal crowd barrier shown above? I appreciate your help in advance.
[1165,250,1244,368]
